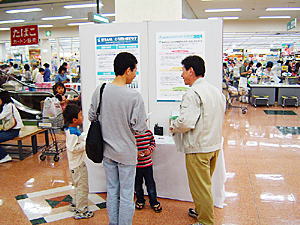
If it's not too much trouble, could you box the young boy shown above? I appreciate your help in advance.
[134,129,162,213]
[63,104,94,219]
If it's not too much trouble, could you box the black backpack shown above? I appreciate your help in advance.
[86,83,106,163]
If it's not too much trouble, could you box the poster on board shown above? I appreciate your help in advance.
[95,34,141,90]
[156,32,205,102]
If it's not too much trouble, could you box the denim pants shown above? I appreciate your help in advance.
[0,129,20,159]
[103,157,136,225]
[135,165,159,207]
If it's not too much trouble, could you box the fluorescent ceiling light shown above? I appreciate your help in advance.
[67,22,95,26]
[259,16,291,19]
[42,16,72,21]
[38,24,53,28]
[205,8,242,12]
[0,19,25,24]
[64,3,100,9]
[208,16,239,20]
[102,13,116,17]
[266,7,300,11]
[0,28,10,31]
[6,7,42,14]
[68,17,88,21]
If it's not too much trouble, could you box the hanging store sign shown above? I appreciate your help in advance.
[287,18,296,31]
[10,25,39,46]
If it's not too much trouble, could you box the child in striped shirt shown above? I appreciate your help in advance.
[134,130,162,213]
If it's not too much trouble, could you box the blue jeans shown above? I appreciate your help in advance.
[103,157,136,225]
[0,129,20,159]
[135,165,159,207]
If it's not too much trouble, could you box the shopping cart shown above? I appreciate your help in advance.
[37,115,66,162]
[223,79,248,114]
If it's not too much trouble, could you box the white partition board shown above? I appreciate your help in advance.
[79,20,223,195]
[147,20,223,132]
[79,23,149,192]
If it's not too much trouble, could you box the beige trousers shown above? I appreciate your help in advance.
[186,150,220,225]
[71,162,89,212]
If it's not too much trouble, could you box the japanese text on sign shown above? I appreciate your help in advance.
[10,25,39,46]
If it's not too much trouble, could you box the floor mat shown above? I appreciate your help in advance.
[15,185,106,225]
[264,110,297,115]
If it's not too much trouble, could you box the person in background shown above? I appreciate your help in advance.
[264,61,280,83]
[55,66,69,83]
[7,62,14,75]
[247,61,254,73]
[170,55,226,225]
[62,62,70,75]
[0,91,24,163]
[23,64,32,83]
[63,104,94,219]
[43,63,51,82]
[88,52,147,225]
[36,68,45,83]
[240,60,252,77]
[53,82,68,111]
[134,129,162,213]
[31,64,39,83]
[255,62,263,75]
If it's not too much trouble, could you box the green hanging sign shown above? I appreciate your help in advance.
[287,18,296,31]
[45,30,52,37]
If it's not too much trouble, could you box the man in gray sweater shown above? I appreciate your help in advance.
[89,52,147,225]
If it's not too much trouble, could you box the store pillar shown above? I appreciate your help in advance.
[115,0,182,22]
[0,43,6,63]
[39,38,52,66]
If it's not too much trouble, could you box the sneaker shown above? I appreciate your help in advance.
[188,208,198,219]
[0,155,12,164]
[74,210,94,219]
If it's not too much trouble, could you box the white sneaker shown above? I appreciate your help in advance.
[0,155,12,163]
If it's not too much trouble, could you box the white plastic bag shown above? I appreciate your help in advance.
[42,97,64,128]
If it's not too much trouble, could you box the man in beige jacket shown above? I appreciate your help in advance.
[170,55,226,225]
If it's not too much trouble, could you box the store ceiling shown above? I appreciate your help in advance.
[185,0,300,20]
[0,0,299,50]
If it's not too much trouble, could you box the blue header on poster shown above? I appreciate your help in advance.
[96,36,138,45]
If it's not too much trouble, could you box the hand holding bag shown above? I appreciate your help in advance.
[0,104,17,131]
[86,83,106,163]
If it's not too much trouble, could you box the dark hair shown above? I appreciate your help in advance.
[52,82,66,96]
[266,61,273,68]
[181,55,205,77]
[24,64,30,71]
[249,61,254,66]
[43,63,50,68]
[0,91,13,105]
[9,62,13,66]
[113,52,137,76]
[13,64,18,69]
[63,104,81,126]
[223,63,227,68]
[256,62,262,68]
[32,64,38,68]
[39,68,45,73]
[58,66,66,74]
[62,62,68,67]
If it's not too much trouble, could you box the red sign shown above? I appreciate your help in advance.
[10,25,39,46]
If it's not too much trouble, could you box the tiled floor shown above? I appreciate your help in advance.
[0,105,299,225]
